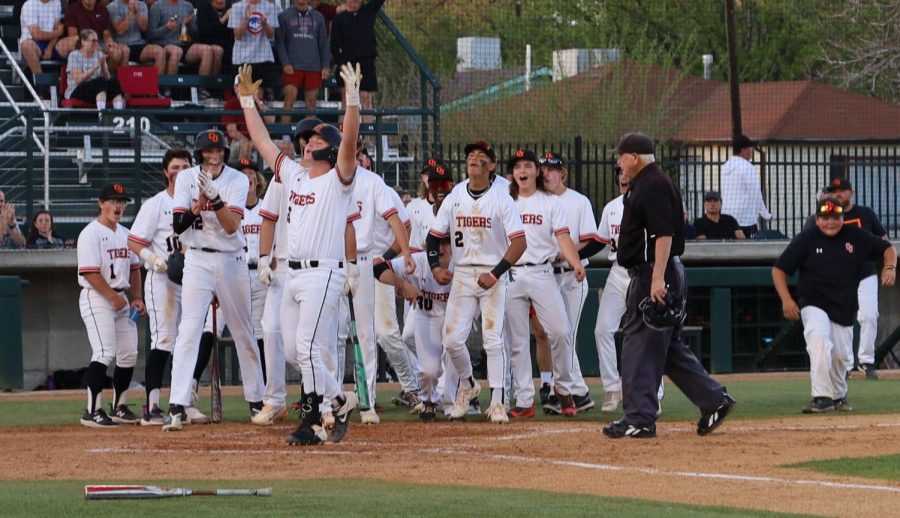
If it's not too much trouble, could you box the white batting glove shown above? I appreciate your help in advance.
[258,256,274,286]
[199,169,220,200]
[139,248,167,273]
[340,62,362,107]
[346,260,359,296]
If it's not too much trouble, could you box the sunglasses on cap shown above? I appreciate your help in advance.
[538,155,564,167]
[818,202,844,215]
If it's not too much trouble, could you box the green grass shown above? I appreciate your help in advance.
[0,479,814,517]
[2,378,898,428]
[787,454,900,481]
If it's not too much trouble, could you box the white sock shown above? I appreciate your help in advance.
[149,388,160,409]
[540,371,553,386]
[490,388,504,406]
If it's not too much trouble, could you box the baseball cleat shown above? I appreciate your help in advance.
[508,404,535,419]
[573,393,595,412]
[602,419,656,439]
[184,406,210,425]
[801,397,834,414]
[251,404,289,426]
[419,403,437,422]
[450,381,482,419]
[360,408,380,425]
[141,404,165,426]
[542,394,561,415]
[539,383,551,406]
[698,392,737,435]
[81,408,118,428]
[109,404,140,425]
[467,396,481,416]
[557,392,577,417]
[322,410,336,429]
[162,406,185,432]
[286,424,326,446]
[833,397,853,412]
[601,390,622,412]
[485,402,509,424]
[858,363,879,380]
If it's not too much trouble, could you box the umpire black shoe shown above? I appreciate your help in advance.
[602,419,656,439]
[801,397,835,414]
[697,392,737,436]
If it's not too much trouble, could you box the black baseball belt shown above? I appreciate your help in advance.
[288,259,344,270]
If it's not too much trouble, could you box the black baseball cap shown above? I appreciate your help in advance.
[464,140,496,161]
[616,132,654,155]
[421,157,447,176]
[99,183,131,201]
[817,198,845,217]
[506,149,539,172]
[232,158,259,172]
[824,177,853,192]
[539,151,565,168]
[427,161,453,183]
[703,190,721,201]
[733,134,755,153]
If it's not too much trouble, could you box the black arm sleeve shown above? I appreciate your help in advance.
[173,211,197,235]
[425,233,441,270]
[372,261,390,280]
[578,238,606,260]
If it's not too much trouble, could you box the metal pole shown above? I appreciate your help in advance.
[724,0,742,138]
[525,44,532,92]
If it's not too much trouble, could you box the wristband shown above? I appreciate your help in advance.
[345,91,360,107]
[490,258,512,280]
[210,196,225,211]
[239,95,256,109]
[138,248,155,263]
[382,249,398,261]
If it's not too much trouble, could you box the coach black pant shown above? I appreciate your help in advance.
[620,260,725,428]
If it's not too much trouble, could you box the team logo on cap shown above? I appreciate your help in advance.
[516,149,525,158]
[208,131,219,143]
[113,184,124,193]
[435,166,446,176]
[428,158,437,167]
[845,242,854,254]
[834,179,842,186]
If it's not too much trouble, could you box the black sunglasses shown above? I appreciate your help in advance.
[538,156,564,167]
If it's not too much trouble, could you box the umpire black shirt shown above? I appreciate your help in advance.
[617,163,686,268]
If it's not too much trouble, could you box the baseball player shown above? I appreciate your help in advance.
[240,63,362,445]
[774,196,895,413]
[77,183,145,427]
[162,128,265,431]
[427,140,526,422]
[504,150,585,420]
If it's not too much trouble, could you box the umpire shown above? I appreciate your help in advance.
[604,132,735,439]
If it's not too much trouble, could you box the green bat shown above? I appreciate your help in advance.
[347,294,370,410]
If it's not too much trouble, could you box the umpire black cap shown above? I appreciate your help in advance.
[99,183,132,202]
[506,149,539,173]
[616,132,655,155]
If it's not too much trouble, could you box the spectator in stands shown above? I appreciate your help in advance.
[26,210,70,248]
[276,0,330,123]
[148,0,224,99]
[221,76,276,161]
[65,28,125,109]
[693,191,746,240]
[0,190,26,249]
[196,0,236,72]
[309,0,344,36]
[330,0,385,120]
[721,134,772,238]
[107,0,167,76]
[229,0,280,97]
[356,144,373,170]
[20,0,70,83]
[64,0,129,73]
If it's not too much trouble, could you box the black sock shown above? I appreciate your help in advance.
[194,332,215,381]
[299,391,322,426]
[257,338,266,384]
[468,376,477,389]
[85,361,108,413]
[112,366,134,408]
[145,349,170,405]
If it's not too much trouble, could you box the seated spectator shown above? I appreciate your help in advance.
[196,0,236,72]
[221,77,275,161]
[148,0,224,99]
[20,0,69,82]
[694,191,746,240]
[65,29,125,109]
[229,0,280,96]
[26,210,70,248]
[276,0,330,123]
[0,190,26,249]
[107,0,167,75]
[64,0,129,73]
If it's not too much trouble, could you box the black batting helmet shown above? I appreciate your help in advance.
[193,129,229,165]
[291,118,324,155]
[300,123,342,165]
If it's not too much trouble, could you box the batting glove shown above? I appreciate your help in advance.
[346,260,359,296]
[139,248,168,273]
[340,62,362,107]
[236,64,262,109]
[199,169,220,200]
[258,256,274,286]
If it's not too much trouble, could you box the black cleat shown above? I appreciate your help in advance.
[287,424,326,446]
[697,393,737,435]
[602,419,656,439]
[801,397,835,414]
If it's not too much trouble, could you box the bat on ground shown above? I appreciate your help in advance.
[347,293,370,410]
[211,300,222,423]
[84,485,272,500]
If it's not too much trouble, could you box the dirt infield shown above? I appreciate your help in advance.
[3,378,900,517]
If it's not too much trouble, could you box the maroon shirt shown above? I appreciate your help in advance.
[315,2,338,36]
[66,1,112,39]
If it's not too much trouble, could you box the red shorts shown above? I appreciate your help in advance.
[282,70,323,90]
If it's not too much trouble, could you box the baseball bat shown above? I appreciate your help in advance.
[84,485,272,500]
[347,293,370,410]
[211,300,223,423]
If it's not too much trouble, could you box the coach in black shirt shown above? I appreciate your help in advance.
[694,191,745,240]
[604,132,735,439]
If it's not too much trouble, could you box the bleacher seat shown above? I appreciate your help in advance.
[58,65,94,109]
[118,66,171,109]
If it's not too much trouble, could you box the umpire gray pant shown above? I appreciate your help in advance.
[621,260,724,427]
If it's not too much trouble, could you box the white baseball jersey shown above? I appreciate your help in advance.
[77,220,140,290]
[387,252,450,318]
[554,188,598,268]
[243,202,263,265]
[406,197,433,251]
[351,168,402,254]
[597,194,624,262]
[259,161,305,260]
[429,178,524,266]
[173,165,249,252]
[513,190,568,265]
[129,191,179,266]
[373,188,410,255]
[264,153,358,261]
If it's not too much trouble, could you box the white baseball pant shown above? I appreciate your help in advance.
[413,309,444,403]
[443,266,509,392]
[261,259,289,406]
[593,263,630,393]
[375,280,420,393]
[249,268,267,340]
[281,265,347,402]
[401,303,416,356]
[801,305,853,400]
[144,270,181,353]
[555,269,590,396]
[79,288,138,368]
[169,249,264,407]
[440,348,461,415]
[854,274,879,366]
[507,265,575,407]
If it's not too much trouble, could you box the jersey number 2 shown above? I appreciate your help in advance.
[454,231,464,247]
